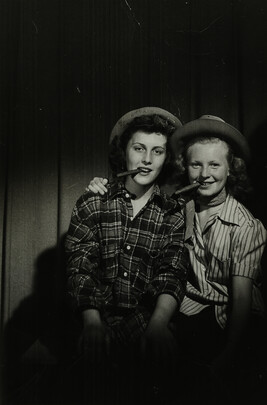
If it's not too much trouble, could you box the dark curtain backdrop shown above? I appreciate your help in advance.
[1,0,267,391]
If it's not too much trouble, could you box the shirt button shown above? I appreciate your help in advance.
[123,272,128,277]
[125,193,130,198]
[126,245,131,250]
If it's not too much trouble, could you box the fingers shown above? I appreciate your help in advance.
[105,333,111,357]
[86,177,108,195]
[140,335,147,359]
[143,332,178,372]
[101,178,108,186]
[84,338,103,365]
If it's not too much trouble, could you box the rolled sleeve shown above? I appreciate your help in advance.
[232,219,267,279]
[65,194,105,312]
[147,221,189,305]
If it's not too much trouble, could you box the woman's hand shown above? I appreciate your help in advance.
[80,322,110,364]
[85,177,108,195]
[209,346,235,378]
[141,294,179,372]
[79,309,110,364]
[141,321,178,370]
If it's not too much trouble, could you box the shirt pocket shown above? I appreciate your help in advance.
[100,243,119,283]
[133,248,162,291]
[206,251,231,285]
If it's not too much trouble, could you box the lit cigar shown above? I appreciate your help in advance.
[117,168,143,178]
[174,181,200,196]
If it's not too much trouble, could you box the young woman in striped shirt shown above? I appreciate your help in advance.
[170,115,267,400]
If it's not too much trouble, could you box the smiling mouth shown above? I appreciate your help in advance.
[199,182,214,186]
[138,167,152,173]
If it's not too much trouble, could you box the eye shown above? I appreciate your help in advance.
[210,163,220,168]
[134,146,144,152]
[153,148,165,155]
[190,163,200,169]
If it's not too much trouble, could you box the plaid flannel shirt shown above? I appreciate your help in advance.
[65,181,188,337]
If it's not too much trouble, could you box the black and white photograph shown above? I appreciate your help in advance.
[1,1,267,404]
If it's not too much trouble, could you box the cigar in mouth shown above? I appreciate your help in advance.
[174,181,200,196]
[117,168,144,178]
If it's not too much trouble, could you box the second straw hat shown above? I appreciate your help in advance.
[170,114,250,162]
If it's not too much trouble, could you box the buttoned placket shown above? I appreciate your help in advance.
[194,214,212,295]
[118,194,135,285]
[120,192,154,281]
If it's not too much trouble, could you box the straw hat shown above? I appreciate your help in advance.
[110,107,182,143]
[171,114,250,162]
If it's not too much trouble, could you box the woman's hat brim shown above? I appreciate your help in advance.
[170,116,250,162]
[110,107,182,143]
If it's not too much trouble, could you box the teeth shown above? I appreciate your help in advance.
[139,168,151,173]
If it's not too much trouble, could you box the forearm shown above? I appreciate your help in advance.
[150,235,188,304]
[82,308,102,327]
[149,293,178,327]
[226,296,251,350]
[225,276,253,351]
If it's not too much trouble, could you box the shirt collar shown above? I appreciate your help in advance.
[108,180,162,203]
[184,193,240,243]
[108,181,128,200]
[216,194,240,226]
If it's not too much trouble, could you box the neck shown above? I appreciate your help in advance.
[125,177,155,200]
[196,187,227,210]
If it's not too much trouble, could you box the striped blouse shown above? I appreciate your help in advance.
[180,194,267,329]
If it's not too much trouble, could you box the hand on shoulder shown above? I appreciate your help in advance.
[85,177,108,195]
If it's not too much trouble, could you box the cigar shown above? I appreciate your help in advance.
[117,168,143,178]
[174,182,200,195]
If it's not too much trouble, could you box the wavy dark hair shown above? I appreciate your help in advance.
[175,136,253,201]
[109,114,179,185]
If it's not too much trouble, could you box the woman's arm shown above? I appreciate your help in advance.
[226,275,253,350]
[210,275,253,374]
[142,294,179,369]
[65,194,104,312]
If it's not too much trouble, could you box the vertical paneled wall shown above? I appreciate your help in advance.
[1,0,267,344]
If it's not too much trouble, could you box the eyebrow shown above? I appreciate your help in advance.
[132,142,166,149]
[190,159,220,163]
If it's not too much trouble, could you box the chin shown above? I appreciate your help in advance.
[136,178,154,187]
[198,190,215,198]
[137,180,154,187]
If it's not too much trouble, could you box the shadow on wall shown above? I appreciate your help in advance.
[247,120,267,306]
[3,234,77,405]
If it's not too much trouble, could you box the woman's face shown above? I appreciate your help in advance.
[125,130,167,191]
[186,139,230,198]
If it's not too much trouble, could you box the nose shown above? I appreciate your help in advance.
[142,150,152,165]
[199,166,210,179]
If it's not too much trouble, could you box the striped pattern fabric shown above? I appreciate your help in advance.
[65,181,188,341]
[180,194,267,329]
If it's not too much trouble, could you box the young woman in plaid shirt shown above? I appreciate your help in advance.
[65,107,189,404]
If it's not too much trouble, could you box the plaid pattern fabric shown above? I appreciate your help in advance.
[101,306,152,345]
[65,181,188,342]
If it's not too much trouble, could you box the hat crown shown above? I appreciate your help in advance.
[170,114,250,163]
[110,106,182,143]
[200,115,225,123]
